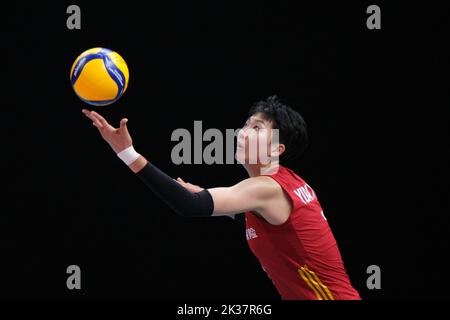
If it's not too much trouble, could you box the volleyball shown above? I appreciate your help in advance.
[70,48,129,106]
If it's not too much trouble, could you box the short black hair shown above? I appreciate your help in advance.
[248,95,308,164]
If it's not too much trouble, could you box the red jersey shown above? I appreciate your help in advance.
[245,166,361,300]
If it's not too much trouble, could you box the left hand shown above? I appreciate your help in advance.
[175,177,204,193]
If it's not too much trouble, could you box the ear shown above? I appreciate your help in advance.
[270,143,285,158]
[278,144,286,157]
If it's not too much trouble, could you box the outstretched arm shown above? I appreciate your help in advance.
[82,110,279,219]
[208,177,278,216]
[82,109,213,217]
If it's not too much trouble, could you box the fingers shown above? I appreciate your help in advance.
[176,177,190,188]
[90,110,108,127]
[82,109,103,128]
[175,178,189,190]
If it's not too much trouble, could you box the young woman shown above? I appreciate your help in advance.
[82,96,361,300]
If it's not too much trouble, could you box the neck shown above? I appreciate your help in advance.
[243,160,281,177]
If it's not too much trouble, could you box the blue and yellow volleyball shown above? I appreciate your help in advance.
[70,48,129,106]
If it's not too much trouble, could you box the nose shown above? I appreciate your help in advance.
[236,128,247,148]
[238,127,247,139]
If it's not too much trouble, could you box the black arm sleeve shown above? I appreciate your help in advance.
[135,162,214,217]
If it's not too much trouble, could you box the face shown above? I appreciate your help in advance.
[236,113,283,165]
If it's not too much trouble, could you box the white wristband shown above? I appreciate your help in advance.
[117,146,140,166]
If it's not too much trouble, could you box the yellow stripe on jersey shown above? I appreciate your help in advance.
[298,265,335,300]
[298,268,324,300]
[304,265,335,300]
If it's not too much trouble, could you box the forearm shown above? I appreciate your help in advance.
[128,155,214,217]
[129,155,148,173]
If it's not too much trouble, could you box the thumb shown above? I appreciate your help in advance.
[120,118,129,131]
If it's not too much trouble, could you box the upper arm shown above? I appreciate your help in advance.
[208,176,279,217]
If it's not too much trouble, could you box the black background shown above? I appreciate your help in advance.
[2,1,449,300]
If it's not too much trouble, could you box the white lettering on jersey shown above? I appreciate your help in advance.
[246,227,258,240]
[293,184,316,205]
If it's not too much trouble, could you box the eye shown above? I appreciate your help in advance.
[253,125,260,130]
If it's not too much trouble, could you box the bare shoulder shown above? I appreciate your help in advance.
[238,175,284,199]
[244,176,292,225]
